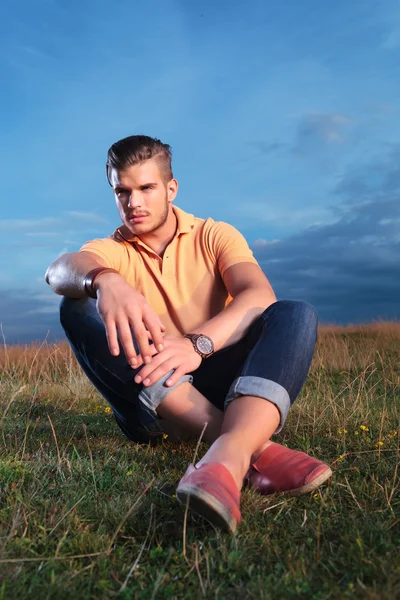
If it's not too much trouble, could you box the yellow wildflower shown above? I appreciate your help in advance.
[376,441,384,447]
[360,425,369,432]
[125,470,133,476]
[104,407,111,414]
[338,454,345,462]
[162,433,168,439]
[343,429,348,434]
[354,431,359,435]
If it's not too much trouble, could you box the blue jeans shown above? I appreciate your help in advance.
[60,298,318,443]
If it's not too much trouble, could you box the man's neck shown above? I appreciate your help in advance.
[139,207,178,257]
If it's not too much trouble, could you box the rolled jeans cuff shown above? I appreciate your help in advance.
[138,370,193,420]
[225,376,290,433]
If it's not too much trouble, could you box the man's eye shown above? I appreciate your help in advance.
[117,190,129,197]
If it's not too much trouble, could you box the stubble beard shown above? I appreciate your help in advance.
[151,196,169,234]
[128,194,169,236]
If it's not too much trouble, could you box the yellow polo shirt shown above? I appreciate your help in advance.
[80,205,259,336]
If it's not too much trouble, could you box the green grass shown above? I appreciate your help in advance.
[0,329,399,599]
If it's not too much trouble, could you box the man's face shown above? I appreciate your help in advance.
[110,159,177,236]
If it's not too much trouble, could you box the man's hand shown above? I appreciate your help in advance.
[134,335,202,388]
[95,272,166,366]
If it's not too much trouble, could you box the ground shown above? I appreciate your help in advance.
[0,324,399,599]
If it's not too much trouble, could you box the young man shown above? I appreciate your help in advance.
[46,135,332,532]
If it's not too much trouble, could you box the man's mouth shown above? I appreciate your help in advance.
[127,214,148,224]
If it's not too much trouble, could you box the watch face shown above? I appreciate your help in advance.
[197,335,214,355]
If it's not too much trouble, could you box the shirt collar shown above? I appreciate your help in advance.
[173,205,195,234]
[114,205,195,243]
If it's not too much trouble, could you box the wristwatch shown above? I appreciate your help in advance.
[83,267,118,298]
[183,334,215,359]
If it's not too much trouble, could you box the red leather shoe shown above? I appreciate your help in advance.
[245,443,332,496]
[176,462,241,532]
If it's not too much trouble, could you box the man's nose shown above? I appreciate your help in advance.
[127,193,141,208]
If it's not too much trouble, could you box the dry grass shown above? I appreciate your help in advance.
[315,321,400,371]
[0,323,399,599]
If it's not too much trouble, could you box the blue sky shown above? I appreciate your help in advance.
[1,0,400,342]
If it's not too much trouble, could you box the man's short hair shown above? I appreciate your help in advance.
[106,135,173,186]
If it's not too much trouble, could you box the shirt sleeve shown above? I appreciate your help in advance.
[209,221,259,277]
[79,237,125,272]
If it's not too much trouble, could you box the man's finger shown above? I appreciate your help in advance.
[145,329,166,340]
[117,318,138,365]
[165,365,187,387]
[139,358,177,387]
[133,344,158,369]
[132,323,153,364]
[105,319,119,356]
[144,314,166,352]
[134,351,166,383]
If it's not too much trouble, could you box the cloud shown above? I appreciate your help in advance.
[252,239,280,249]
[234,201,335,230]
[253,148,400,323]
[382,29,400,49]
[334,147,400,206]
[0,212,108,236]
[66,211,109,223]
[3,148,400,342]
[293,113,352,156]
[25,232,59,238]
[0,211,112,287]
[0,217,59,232]
[247,141,284,156]
[0,289,65,344]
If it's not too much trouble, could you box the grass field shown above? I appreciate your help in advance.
[0,324,399,599]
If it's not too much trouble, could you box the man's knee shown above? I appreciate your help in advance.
[263,300,318,328]
[59,296,99,333]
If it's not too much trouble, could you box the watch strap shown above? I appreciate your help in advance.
[83,267,118,298]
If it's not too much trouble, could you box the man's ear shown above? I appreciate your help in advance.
[168,178,178,199]
[105,164,113,187]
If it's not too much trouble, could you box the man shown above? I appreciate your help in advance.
[46,135,332,533]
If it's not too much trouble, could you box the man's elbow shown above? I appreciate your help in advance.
[235,284,276,310]
[44,264,53,286]
[45,261,56,288]
[253,284,277,309]
[45,264,63,295]
[45,254,69,294]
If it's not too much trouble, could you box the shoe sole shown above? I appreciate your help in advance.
[281,466,333,497]
[176,484,238,533]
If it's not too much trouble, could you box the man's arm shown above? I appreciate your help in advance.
[45,251,166,361]
[190,262,276,350]
[45,251,109,298]
[134,261,276,389]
